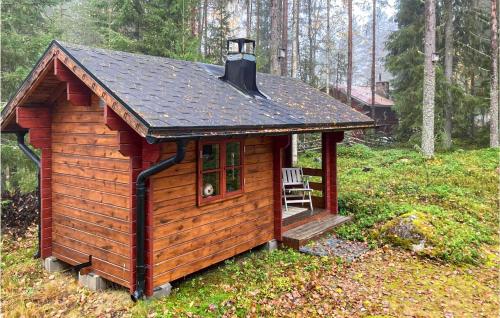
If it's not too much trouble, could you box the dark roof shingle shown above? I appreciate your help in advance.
[58,42,372,137]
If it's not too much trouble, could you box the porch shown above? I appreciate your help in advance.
[274,131,352,249]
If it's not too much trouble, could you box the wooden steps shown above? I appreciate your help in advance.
[282,214,352,249]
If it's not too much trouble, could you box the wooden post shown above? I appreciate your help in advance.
[273,135,290,240]
[322,131,344,214]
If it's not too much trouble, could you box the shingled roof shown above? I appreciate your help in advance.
[1,41,373,140]
[337,86,395,108]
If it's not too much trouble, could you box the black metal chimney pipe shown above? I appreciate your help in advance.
[131,139,187,302]
[16,131,41,259]
[220,38,265,98]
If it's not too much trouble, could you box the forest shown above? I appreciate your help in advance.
[1,0,499,317]
[1,0,499,192]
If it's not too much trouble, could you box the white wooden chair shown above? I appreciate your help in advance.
[282,167,313,212]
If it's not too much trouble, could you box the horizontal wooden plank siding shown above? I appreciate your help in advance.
[51,95,132,287]
[152,137,274,287]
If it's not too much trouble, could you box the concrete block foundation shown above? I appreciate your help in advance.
[264,239,278,251]
[43,256,69,273]
[78,272,109,291]
[149,283,172,299]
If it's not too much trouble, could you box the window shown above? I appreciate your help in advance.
[198,139,244,204]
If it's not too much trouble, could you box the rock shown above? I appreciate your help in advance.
[412,240,426,252]
[375,211,436,251]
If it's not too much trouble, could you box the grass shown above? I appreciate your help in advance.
[2,146,499,317]
[299,145,499,264]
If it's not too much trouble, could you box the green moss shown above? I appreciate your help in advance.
[298,146,499,264]
[375,211,436,250]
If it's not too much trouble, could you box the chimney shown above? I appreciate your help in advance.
[375,81,390,98]
[220,38,265,98]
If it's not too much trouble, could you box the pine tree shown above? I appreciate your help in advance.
[1,0,60,100]
[442,0,454,150]
[489,0,499,147]
[421,0,436,157]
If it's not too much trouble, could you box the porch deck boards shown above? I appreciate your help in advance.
[282,206,326,227]
[282,214,352,250]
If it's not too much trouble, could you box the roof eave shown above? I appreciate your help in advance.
[146,121,375,142]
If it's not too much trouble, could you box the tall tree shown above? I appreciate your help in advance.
[326,0,332,94]
[422,0,436,157]
[291,0,300,78]
[1,0,60,100]
[306,0,315,84]
[256,0,260,48]
[347,0,353,106]
[371,0,376,122]
[442,0,454,150]
[270,0,281,74]
[246,0,252,38]
[203,0,208,56]
[281,0,289,76]
[291,0,299,165]
[490,0,499,147]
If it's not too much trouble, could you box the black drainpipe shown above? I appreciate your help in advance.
[16,131,41,259]
[131,139,187,302]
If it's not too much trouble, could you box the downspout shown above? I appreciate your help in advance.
[16,131,41,259]
[131,139,187,302]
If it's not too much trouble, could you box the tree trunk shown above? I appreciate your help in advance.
[326,0,331,94]
[203,0,208,56]
[198,0,204,54]
[422,0,436,158]
[371,0,376,123]
[281,0,289,76]
[291,0,299,78]
[246,0,252,38]
[291,0,299,165]
[256,0,260,48]
[347,0,353,106]
[443,0,454,150]
[270,0,281,75]
[307,0,313,83]
[490,0,499,147]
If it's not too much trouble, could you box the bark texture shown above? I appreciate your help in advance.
[422,0,436,158]
[443,0,454,150]
[371,0,376,122]
[326,0,331,94]
[347,0,353,106]
[246,0,252,38]
[281,0,289,76]
[490,0,499,148]
[270,0,281,75]
[291,0,299,164]
[291,0,299,78]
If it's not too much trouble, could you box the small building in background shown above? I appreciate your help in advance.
[328,82,398,134]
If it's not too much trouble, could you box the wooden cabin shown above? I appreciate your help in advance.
[329,84,398,134]
[0,39,373,300]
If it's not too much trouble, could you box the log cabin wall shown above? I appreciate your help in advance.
[151,136,274,288]
[50,94,133,288]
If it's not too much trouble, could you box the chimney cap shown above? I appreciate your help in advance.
[227,38,255,55]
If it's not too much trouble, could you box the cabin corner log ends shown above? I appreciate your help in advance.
[131,139,187,302]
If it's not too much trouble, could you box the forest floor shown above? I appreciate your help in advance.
[2,146,499,317]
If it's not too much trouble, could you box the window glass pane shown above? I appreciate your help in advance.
[226,142,240,167]
[202,144,219,170]
[202,172,220,198]
[226,168,241,192]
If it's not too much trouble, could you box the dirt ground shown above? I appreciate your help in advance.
[2,227,498,318]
